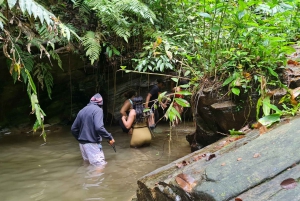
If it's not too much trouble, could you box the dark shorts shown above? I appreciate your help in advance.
[119,117,130,133]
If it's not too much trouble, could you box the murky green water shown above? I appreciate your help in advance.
[0,122,194,201]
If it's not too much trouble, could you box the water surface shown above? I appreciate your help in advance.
[0,122,194,201]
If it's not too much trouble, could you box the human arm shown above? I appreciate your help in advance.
[120,100,131,117]
[71,115,80,139]
[94,108,114,141]
[160,98,168,109]
[145,93,152,109]
[121,109,136,129]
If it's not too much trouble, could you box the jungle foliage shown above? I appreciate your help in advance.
[133,0,300,127]
[0,0,155,140]
[1,0,300,139]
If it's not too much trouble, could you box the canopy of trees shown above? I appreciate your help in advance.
[1,0,299,140]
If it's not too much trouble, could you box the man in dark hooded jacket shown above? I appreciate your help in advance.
[71,93,115,166]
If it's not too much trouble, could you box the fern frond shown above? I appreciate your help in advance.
[111,24,130,42]
[6,0,81,42]
[44,72,53,99]
[72,0,91,15]
[33,63,53,99]
[12,44,35,83]
[115,0,156,24]
[83,0,156,41]
[82,31,102,64]
[49,50,62,70]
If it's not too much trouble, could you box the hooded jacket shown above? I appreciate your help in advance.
[71,93,113,144]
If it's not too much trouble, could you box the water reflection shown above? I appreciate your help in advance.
[0,122,194,201]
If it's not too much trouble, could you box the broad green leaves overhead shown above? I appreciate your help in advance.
[6,0,53,26]
[87,0,155,40]
[71,0,156,64]
[0,0,81,141]
[136,0,300,126]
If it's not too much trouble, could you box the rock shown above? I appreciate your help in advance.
[135,116,300,201]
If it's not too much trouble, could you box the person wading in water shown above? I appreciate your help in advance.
[121,96,152,148]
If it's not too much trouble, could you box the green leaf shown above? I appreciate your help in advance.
[184,70,190,76]
[281,46,296,55]
[211,26,220,32]
[223,76,235,86]
[26,0,32,16]
[143,108,151,112]
[231,87,240,96]
[7,0,17,9]
[30,93,38,112]
[159,62,165,71]
[266,67,278,78]
[158,91,167,102]
[19,0,26,13]
[258,114,281,127]
[32,3,38,19]
[169,107,181,122]
[174,98,190,107]
[35,103,42,127]
[175,90,192,96]
[112,47,120,55]
[37,6,44,24]
[238,0,247,10]
[25,69,37,94]
[263,98,282,114]
[199,12,212,19]
[33,119,40,132]
[171,78,178,83]
[43,10,52,26]
[256,97,262,120]
[238,10,246,20]
[65,27,71,41]
[82,31,101,64]
[157,59,162,69]
[229,129,245,135]
[179,84,189,88]
[262,97,271,116]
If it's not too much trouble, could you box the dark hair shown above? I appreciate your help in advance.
[179,79,189,85]
[132,96,144,123]
[124,90,136,99]
[157,78,166,85]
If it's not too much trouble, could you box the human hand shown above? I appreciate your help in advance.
[160,103,167,109]
[109,139,115,145]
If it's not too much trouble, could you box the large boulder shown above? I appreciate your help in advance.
[135,116,300,201]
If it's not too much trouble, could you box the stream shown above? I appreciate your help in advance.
[0,122,194,201]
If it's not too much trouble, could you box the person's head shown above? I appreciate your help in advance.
[123,90,137,99]
[156,78,166,89]
[132,96,144,123]
[90,93,103,107]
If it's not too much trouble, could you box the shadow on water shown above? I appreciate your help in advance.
[0,122,194,201]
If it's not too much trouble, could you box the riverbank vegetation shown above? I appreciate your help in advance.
[1,0,300,140]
